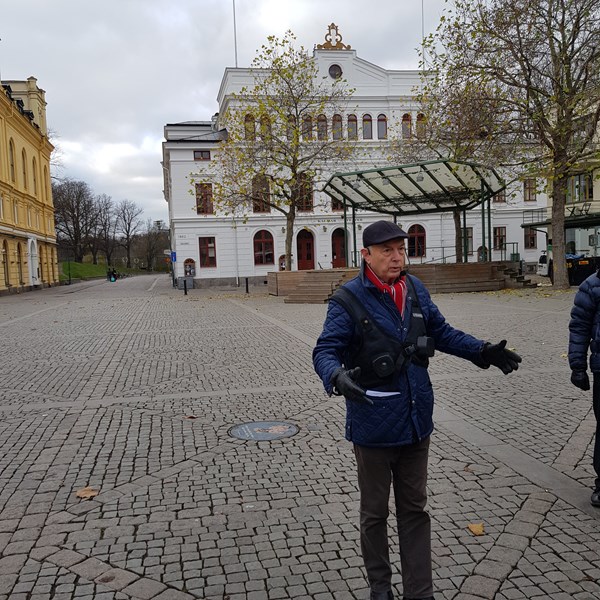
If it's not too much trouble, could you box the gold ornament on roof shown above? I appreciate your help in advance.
[317,23,351,50]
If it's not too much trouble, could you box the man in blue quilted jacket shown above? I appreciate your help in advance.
[568,270,600,507]
[313,220,522,600]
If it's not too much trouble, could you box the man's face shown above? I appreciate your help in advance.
[361,238,406,284]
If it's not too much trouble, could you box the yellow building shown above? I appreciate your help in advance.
[0,76,58,293]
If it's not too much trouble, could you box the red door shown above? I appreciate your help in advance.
[296,230,315,270]
[331,228,347,268]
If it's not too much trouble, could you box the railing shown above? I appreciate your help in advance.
[497,241,520,262]
[351,242,522,266]
[522,208,547,224]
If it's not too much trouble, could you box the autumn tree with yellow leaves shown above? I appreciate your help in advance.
[418,0,600,287]
[209,31,356,271]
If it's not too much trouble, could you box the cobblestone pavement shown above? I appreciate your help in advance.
[0,275,598,600]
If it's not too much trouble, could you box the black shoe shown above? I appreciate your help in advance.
[591,490,600,507]
[370,592,393,600]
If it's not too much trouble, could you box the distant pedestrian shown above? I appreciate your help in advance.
[568,271,600,507]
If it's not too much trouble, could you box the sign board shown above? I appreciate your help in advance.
[171,251,176,262]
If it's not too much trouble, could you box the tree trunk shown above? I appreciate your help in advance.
[284,210,295,271]
[551,175,569,289]
[453,209,463,263]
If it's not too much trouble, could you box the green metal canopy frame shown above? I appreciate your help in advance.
[321,159,506,265]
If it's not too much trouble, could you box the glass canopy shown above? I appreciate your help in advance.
[322,159,505,215]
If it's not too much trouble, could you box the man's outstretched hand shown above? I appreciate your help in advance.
[331,367,373,405]
[481,340,522,375]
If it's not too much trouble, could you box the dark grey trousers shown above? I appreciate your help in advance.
[354,438,433,599]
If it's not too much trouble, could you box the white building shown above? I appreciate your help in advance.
[162,26,547,287]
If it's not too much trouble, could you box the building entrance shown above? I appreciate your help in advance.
[331,228,347,267]
[297,230,315,270]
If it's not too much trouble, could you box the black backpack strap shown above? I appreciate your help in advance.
[404,275,427,343]
[329,286,374,334]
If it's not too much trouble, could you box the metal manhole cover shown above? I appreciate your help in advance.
[229,421,299,441]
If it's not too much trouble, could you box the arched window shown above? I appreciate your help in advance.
[317,115,328,141]
[362,114,372,140]
[348,114,358,140]
[297,174,313,212]
[377,114,388,139]
[252,175,271,213]
[21,149,28,190]
[43,166,49,203]
[32,158,38,195]
[9,140,16,182]
[402,114,412,139]
[259,114,271,140]
[16,243,24,284]
[253,230,274,265]
[416,113,426,139]
[332,114,343,140]
[2,240,9,286]
[302,116,313,140]
[244,114,255,140]
[408,224,426,258]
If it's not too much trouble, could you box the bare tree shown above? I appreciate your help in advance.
[47,127,65,182]
[95,194,118,266]
[116,199,143,268]
[138,219,168,271]
[420,0,600,287]
[52,179,96,262]
[207,30,356,270]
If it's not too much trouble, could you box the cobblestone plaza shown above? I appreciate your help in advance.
[0,275,599,599]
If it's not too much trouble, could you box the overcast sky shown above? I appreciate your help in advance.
[2,0,446,224]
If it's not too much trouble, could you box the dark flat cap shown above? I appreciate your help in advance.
[363,220,408,247]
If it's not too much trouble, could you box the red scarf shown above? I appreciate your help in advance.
[365,264,407,316]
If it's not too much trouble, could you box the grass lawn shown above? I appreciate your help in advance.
[59,262,169,282]
[59,262,109,282]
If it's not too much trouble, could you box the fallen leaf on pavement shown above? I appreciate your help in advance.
[76,486,99,500]
[468,523,485,536]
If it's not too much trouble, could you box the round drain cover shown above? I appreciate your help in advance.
[229,421,299,441]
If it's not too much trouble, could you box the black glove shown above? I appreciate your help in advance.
[571,370,590,391]
[481,340,522,375]
[331,367,373,405]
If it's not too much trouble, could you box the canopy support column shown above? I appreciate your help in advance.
[462,209,468,263]
[352,205,357,266]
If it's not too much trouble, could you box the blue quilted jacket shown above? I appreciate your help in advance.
[569,270,600,373]
[313,265,487,447]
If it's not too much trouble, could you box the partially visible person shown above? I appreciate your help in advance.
[568,270,600,507]
[313,220,522,600]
